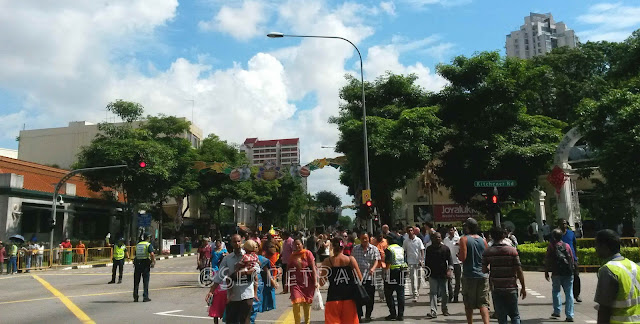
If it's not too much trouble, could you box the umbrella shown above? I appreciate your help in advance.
[10,234,25,243]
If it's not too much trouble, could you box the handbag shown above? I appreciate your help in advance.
[355,280,370,303]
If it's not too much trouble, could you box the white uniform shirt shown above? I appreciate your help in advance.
[443,235,460,265]
[403,236,425,265]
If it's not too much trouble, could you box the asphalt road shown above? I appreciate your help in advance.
[0,255,600,323]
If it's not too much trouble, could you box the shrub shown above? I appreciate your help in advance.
[517,243,640,266]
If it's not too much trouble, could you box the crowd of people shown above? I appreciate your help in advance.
[195,217,639,324]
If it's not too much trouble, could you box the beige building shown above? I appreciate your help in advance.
[18,119,203,170]
[506,13,578,59]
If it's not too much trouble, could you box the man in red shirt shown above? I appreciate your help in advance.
[280,231,294,294]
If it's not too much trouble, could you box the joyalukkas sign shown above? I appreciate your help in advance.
[434,204,478,222]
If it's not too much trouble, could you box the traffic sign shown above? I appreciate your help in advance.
[474,180,517,187]
[361,189,371,204]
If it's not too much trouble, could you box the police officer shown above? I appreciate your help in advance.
[594,229,640,323]
[108,237,128,284]
[384,236,408,321]
[133,233,155,302]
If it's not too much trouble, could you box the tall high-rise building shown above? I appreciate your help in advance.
[241,137,300,166]
[506,13,579,59]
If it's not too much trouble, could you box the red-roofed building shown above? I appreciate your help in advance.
[240,137,300,167]
[0,156,124,244]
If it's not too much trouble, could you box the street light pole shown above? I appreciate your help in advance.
[267,32,373,233]
[49,164,127,267]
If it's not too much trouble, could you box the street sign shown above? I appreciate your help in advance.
[361,189,371,204]
[474,180,517,187]
[137,213,151,227]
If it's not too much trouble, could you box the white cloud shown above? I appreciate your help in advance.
[199,0,269,41]
[364,36,449,91]
[380,1,396,16]
[577,3,640,41]
[400,0,471,9]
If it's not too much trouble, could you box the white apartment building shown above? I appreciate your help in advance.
[18,119,203,170]
[506,13,579,59]
[241,137,300,167]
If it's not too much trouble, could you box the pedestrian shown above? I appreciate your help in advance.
[459,218,490,324]
[133,233,155,302]
[21,241,34,273]
[35,242,44,270]
[0,241,5,274]
[425,232,454,318]
[108,237,128,284]
[7,241,18,274]
[507,230,518,248]
[594,229,640,323]
[528,221,539,242]
[211,238,228,271]
[482,227,527,324]
[422,222,435,248]
[76,240,86,264]
[288,238,317,324]
[559,219,582,303]
[343,232,355,256]
[249,254,278,324]
[304,230,318,261]
[443,226,462,303]
[352,232,380,323]
[280,231,294,294]
[317,234,330,263]
[574,222,583,239]
[320,236,361,324]
[60,238,72,265]
[403,226,425,303]
[383,236,407,321]
[542,220,551,242]
[207,234,260,324]
[545,229,575,322]
[372,231,387,303]
[200,238,212,269]
[414,225,425,242]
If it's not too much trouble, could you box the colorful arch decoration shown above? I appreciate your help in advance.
[193,156,347,181]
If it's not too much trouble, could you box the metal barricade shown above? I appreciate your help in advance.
[86,247,113,265]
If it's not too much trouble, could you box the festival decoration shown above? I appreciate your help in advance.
[256,161,284,181]
[547,165,567,194]
[193,155,346,181]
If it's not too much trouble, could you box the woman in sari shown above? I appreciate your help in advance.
[288,239,317,324]
[210,239,227,271]
[250,254,278,323]
[263,241,279,312]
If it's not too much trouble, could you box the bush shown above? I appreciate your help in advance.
[517,243,640,266]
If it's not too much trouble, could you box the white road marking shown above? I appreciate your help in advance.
[154,310,278,322]
[585,320,597,323]
[535,296,546,298]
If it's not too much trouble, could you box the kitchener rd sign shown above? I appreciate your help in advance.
[474,180,517,187]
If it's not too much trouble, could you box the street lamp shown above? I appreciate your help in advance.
[267,32,372,232]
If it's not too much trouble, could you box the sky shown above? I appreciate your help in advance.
[1,0,640,213]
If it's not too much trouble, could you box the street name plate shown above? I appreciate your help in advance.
[474,180,517,187]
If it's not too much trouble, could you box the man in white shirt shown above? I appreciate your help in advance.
[443,226,461,303]
[403,226,425,302]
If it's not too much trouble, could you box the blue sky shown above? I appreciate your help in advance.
[1,0,639,207]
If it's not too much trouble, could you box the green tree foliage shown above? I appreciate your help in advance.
[332,73,447,224]
[76,100,195,240]
[338,215,353,229]
[577,90,640,224]
[314,190,342,227]
[434,52,566,204]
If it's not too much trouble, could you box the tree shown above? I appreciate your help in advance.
[314,190,342,227]
[434,52,566,205]
[332,73,447,225]
[577,90,640,224]
[76,100,180,242]
[338,215,353,229]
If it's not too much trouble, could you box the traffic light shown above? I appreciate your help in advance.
[139,161,146,168]
[491,195,498,204]
[136,152,147,168]
[365,200,372,207]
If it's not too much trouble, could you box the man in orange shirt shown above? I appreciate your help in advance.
[76,241,86,263]
[372,231,388,303]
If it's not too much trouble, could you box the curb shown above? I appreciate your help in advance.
[60,253,197,270]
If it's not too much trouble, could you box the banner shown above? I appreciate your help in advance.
[434,204,478,222]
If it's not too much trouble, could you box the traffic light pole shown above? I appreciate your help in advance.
[49,165,127,267]
[493,187,501,227]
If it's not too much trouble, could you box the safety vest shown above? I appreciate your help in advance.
[388,244,407,270]
[602,257,640,324]
[135,241,151,260]
[114,245,126,260]
[10,244,17,256]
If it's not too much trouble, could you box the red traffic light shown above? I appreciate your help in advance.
[492,195,498,204]
[365,200,372,207]
[139,161,146,168]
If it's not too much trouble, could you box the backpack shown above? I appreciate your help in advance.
[554,243,573,276]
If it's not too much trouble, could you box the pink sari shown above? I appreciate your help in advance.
[288,249,316,304]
